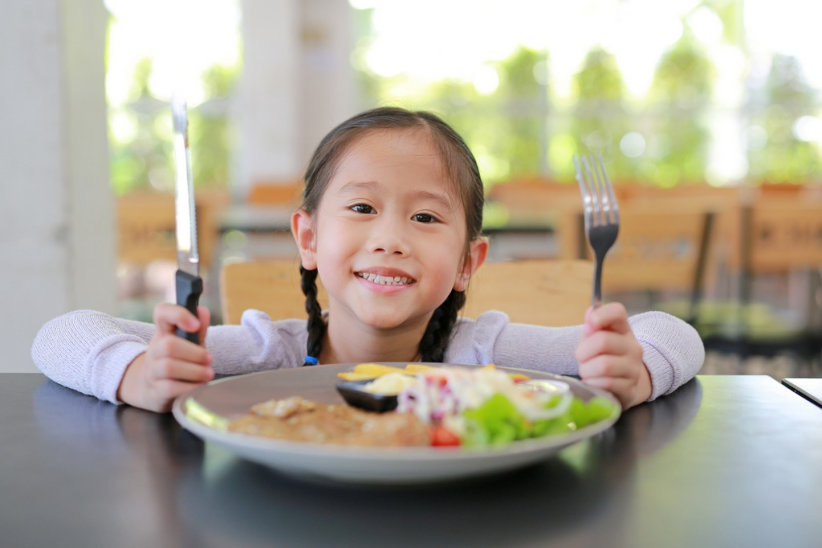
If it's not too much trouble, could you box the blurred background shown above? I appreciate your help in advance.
[3,0,821,373]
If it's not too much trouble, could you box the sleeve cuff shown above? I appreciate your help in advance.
[639,338,676,401]
[89,340,148,404]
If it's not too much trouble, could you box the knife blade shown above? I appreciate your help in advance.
[172,96,203,344]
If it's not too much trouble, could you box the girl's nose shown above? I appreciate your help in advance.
[367,216,410,255]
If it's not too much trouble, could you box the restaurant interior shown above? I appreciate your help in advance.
[5,3,822,547]
[4,0,821,380]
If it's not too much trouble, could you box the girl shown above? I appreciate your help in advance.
[32,107,704,413]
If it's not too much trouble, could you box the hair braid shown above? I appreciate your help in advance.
[418,289,466,362]
[300,266,326,365]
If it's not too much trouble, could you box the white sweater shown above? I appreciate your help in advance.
[31,309,704,404]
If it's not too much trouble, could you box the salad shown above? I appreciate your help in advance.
[390,367,618,448]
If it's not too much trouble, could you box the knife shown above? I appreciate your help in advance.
[172,96,203,344]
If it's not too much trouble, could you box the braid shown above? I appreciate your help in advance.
[300,266,326,365]
[418,290,466,362]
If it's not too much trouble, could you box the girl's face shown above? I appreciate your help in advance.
[293,128,487,332]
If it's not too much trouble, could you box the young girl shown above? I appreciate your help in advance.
[32,107,704,413]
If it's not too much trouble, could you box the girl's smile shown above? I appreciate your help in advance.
[355,268,416,291]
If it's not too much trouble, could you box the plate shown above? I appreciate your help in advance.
[172,363,620,485]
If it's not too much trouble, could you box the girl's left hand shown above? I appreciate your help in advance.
[575,302,651,409]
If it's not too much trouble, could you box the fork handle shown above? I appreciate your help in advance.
[592,253,605,308]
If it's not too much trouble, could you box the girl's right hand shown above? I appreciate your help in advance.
[117,303,214,413]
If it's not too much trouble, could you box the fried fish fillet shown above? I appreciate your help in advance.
[228,396,430,447]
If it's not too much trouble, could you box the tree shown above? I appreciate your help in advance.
[567,47,633,181]
[748,54,822,183]
[646,35,714,187]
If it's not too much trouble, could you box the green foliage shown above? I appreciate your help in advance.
[108,59,237,196]
[189,65,238,188]
[567,47,634,181]
[109,58,172,196]
[367,46,548,184]
[646,35,714,186]
[748,54,822,183]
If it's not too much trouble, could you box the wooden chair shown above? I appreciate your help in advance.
[116,192,178,266]
[117,190,226,269]
[462,259,593,326]
[220,257,593,327]
[486,178,585,259]
[542,200,716,327]
[247,179,303,207]
[220,258,327,324]
[716,195,822,357]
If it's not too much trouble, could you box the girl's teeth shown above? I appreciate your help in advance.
[360,273,410,285]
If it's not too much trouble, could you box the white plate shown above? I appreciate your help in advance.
[172,364,620,485]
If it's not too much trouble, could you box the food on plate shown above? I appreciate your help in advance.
[227,396,431,447]
[336,362,433,381]
[185,365,619,449]
[395,367,618,448]
[362,372,417,395]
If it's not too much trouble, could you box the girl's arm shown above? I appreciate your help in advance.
[448,310,705,403]
[31,308,309,405]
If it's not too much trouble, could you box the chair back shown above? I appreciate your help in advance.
[462,259,593,326]
[594,202,716,294]
[220,258,592,327]
[247,179,303,207]
[743,197,822,273]
[117,190,225,268]
[220,258,326,324]
[117,192,177,265]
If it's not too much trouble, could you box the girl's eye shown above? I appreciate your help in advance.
[351,203,375,214]
[412,212,438,224]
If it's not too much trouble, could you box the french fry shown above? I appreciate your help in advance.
[337,362,410,381]
[352,363,408,376]
[337,371,381,381]
[403,363,434,373]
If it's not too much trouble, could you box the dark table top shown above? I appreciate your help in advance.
[782,377,822,408]
[2,373,821,548]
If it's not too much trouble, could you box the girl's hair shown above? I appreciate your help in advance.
[299,106,484,364]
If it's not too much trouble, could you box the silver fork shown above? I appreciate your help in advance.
[574,154,620,308]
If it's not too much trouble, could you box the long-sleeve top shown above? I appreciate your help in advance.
[31,309,705,405]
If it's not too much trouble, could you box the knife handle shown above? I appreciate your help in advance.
[175,269,203,344]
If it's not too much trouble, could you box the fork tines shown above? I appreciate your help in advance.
[573,154,619,229]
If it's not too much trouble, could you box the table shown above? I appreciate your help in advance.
[3,373,821,548]
[782,377,822,408]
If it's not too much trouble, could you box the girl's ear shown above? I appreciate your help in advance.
[291,209,318,269]
[454,236,489,291]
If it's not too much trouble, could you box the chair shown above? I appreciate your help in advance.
[117,190,225,269]
[486,178,585,259]
[247,179,303,207]
[462,259,593,326]
[220,257,593,327]
[706,194,822,358]
[220,258,327,324]
[116,192,178,266]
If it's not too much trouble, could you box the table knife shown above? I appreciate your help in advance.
[172,96,203,344]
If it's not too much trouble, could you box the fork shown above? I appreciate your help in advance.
[574,154,620,308]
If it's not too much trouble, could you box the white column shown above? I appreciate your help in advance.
[298,0,358,162]
[0,0,115,372]
[236,0,301,198]
[236,0,357,198]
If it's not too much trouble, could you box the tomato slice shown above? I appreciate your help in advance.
[431,425,461,446]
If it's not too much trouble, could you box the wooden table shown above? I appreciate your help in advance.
[2,373,820,548]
